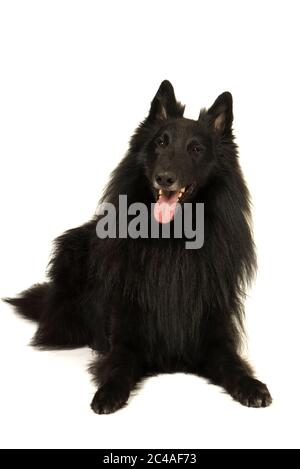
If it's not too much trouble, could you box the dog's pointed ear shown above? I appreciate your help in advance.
[204,92,233,135]
[148,80,185,122]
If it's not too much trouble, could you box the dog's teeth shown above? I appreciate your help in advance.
[181,187,186,193]
[159,189,163,196]
[178,193,182,199]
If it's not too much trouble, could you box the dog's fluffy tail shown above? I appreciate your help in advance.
[4,283,49,322]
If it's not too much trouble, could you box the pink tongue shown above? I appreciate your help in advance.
[154,192,179,224]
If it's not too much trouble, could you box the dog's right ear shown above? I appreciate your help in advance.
[147,80,185,122]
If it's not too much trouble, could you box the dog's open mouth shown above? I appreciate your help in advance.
[154,186,190,224]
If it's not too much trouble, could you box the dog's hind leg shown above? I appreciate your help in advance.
[32,221,108,350]
[6,220,108,351]
[5,280,99,350]
[31,287,91,349]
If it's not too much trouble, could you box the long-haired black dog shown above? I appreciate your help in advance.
[5,81,272,413]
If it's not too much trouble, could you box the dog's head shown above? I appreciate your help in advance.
[134,80,235,222]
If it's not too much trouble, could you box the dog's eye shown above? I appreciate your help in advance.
[192,145,203,153]
[190,143,205,154]
[156,135,168,148]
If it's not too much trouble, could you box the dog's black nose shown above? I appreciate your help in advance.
[155,172,177,188]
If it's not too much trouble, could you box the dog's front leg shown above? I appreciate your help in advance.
[90,345,142,414]
[199,343,272,408]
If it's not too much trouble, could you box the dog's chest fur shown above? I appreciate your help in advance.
[119,239,208,368]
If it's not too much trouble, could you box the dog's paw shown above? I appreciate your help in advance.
[231,377,272,408]
[91,383,129,415]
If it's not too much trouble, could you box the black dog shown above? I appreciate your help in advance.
[5,81,272,413]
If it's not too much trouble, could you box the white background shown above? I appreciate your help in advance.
[0,0,299,449]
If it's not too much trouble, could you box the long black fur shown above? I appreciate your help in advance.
[5,81,272,413]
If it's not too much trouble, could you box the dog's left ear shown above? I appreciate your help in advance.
[204,92,233,134]
[148,80,185,122]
